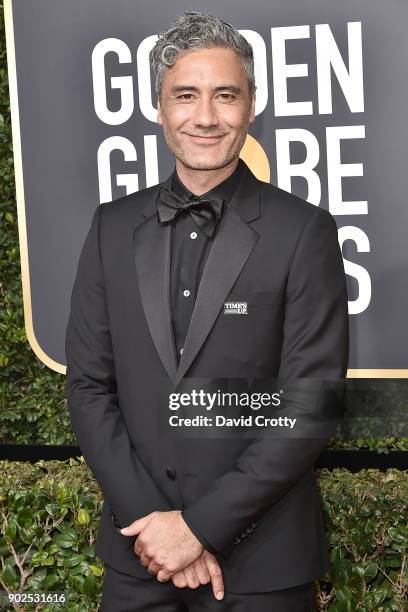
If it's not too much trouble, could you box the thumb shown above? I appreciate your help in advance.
[120,513,155,536]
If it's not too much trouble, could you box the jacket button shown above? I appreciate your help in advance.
[110,509,121,529]
[166,467,177,480]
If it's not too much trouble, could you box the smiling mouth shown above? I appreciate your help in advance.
[187,134,225,142]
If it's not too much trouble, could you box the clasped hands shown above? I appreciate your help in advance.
[120,510,224,600]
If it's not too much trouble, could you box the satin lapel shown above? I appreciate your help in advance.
[132,176,179,383]
[174,180,260,388]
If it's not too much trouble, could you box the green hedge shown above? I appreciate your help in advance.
[0,459,103,611]
[0,4,407,450]
[0,458,407,611]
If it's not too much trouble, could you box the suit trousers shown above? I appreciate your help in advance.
[100,563,316,611]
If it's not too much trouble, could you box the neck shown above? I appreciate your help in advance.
[174,158,239,196]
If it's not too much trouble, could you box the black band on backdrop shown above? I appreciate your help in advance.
[0,445,407,471]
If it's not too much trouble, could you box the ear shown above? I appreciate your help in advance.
[249,87,256,124]
[157,96,163,125]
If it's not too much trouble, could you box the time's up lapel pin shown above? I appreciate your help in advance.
[224,302,248,315]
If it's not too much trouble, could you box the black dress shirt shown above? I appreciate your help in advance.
[167,159,244,360]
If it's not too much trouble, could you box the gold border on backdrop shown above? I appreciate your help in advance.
[3,0,407,378]
[4,0,66,375]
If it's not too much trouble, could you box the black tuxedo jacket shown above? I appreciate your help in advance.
[65,160,349,593]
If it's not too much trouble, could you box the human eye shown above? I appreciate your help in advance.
[176,93,194,102]
[218,92,236,102]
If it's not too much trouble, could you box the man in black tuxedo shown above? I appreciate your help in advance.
[65,9,349,611]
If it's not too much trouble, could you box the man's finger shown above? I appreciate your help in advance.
[183,565,200,589]
[120,512,155,536]
[204,552,224,601]
[138,551,151,568]
[157,568,177,582]
[193,556,211,585]
[133,535,144,557]
[171,570,188,589]
[147,560,161,576]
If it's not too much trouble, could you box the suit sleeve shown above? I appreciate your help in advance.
[65,205,173,529]
[181,206,349,558]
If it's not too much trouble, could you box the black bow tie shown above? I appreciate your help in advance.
[157,186,224,238]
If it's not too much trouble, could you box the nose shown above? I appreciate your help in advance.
[194,95,218,129]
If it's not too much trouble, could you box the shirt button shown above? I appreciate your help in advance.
[183,289,190,297]
[190,231,198,239]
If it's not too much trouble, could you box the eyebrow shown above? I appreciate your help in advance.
[170,85,242,94]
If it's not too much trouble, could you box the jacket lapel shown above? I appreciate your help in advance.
[174,164,260,387]
[132,174,179,383]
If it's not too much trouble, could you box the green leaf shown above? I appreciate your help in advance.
[31,550,49,565]
[45,502,61,517]
[1,563,18,587]
[53,533,76,549]
[63,554,87,568]
[41,555,55,566]
[41,573,60,589]
[335,586,354,611]
[5,517,17,539]
[47,544,59,555]
[364,562,378,580]
[77,508,90,525]
[89,564,104,577]
[83,571,97,597]
[388,527,407,544]
[17,507,33,528]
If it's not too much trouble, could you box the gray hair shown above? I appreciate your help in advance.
[150,10,255,97]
